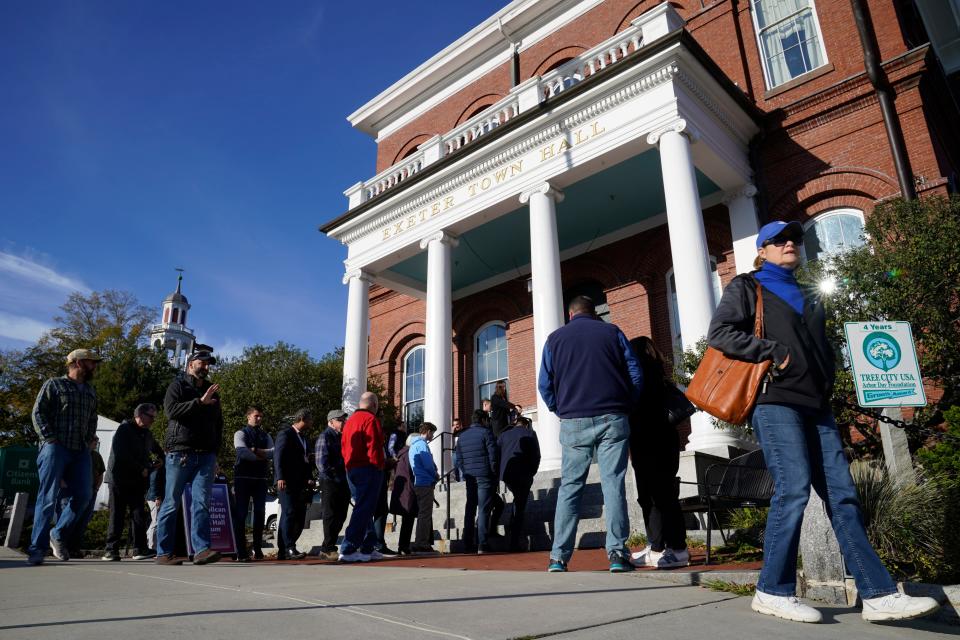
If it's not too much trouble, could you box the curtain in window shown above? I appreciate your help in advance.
[754,0,825,87]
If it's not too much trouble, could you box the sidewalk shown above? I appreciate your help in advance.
[0,551,955,640]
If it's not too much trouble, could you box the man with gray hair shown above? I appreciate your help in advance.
[103,403,159,561]
[273,408,314,560]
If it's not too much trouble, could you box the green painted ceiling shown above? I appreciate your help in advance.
[386,150,720,292]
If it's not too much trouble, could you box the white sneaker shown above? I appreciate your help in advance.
[338,551,371,563]
[861,592,940,622]
[751,590,823,623]
[630,546,663,567]
[656,548,690,569]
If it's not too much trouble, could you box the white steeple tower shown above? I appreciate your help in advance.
[150,268,196,369]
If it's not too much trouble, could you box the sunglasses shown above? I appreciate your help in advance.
[763,236,804,248]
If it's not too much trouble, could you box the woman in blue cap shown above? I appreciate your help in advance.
[707,220,938,624]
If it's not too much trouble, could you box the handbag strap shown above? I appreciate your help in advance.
[753,282,764,339]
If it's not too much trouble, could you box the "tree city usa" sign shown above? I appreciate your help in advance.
[844,321,927,408]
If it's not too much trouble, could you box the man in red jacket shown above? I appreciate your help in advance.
[338,391,385,562]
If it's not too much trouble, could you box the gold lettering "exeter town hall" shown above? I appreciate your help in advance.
[380,120,606,241]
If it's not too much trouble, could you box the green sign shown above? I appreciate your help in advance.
[0,446,40,500]
[844,321,926,407]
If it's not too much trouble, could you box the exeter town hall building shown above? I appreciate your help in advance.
[321,0,960,471]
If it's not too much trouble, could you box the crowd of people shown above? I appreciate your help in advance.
[21,222,941,624]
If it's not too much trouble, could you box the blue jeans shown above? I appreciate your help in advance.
[29,443,92,555]
[752,403,898,599]
[462,474,494,549]
[56,483,98,551]
[551,413,630,562]
[155,452,216,557]
[341,466,383,555]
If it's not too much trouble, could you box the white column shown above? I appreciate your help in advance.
[342,269,372,413]
[650,120,743,454]
[420,231,458,464]
[520,183,565,471]
[173,341,182,368]
[725,184,760,275]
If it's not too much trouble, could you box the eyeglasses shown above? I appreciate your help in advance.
[763,236,803,248]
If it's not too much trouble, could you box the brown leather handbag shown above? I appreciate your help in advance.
[684,282,772,425]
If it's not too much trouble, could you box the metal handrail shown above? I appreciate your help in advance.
[432,430,458,549]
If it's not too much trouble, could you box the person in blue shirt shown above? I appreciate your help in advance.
[538,295,643,573]
[406,422,439,552]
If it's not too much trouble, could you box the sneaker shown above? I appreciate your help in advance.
[630,546,663,568]
[376,546,398,557]
[317,550,340,560]
[132,550,156,561]
[861,592,940,622]
[656,548,690,569]
[609,552,635,573]
[154,554,183,566]
[49,535,69,561]
[101,552,121,562]
[338,550,371,563]
[367,550,384,561]
[252,549,264,561]
[751,590,822,623]
[547,559,567,573]
[193,549,222,565]
[26,550,45,566]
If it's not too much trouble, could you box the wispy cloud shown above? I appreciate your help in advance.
[0,310,52,343]
[194,332,251,362]
[0,248,90,349]
[0,250,90,293]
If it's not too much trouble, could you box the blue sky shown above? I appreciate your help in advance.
[0,0,507,359]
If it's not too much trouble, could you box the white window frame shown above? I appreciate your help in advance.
[401,345,425,427]
[750,0,830,90]
[801,208,866,263]
[473,321,508,409]
[666,257,722,364]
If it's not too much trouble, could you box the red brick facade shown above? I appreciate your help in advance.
[362,0,958,437]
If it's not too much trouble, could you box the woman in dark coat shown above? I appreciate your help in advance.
[708,220,938,624]
[627,336,687,569]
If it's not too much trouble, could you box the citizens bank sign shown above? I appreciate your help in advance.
[845,321,926,407]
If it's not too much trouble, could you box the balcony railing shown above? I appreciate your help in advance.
[151,323,195,336]
[346,3,682,208]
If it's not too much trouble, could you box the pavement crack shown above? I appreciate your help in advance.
[507,594,742,639]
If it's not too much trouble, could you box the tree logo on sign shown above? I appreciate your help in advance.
[863,332,901,371]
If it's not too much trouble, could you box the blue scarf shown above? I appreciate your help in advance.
[755,261,805,315]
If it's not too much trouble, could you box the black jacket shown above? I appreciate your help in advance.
[497,426,540,487]
[163,373,223,453]
[105,420,154,488]
[488,395,512,437]
[707,273,835,410]
[274,426,312,490]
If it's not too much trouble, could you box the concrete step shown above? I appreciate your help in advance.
[294,458,724,554]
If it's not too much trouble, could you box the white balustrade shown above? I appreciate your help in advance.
[441,94,520,154]
[364,151,426,200]
[540,26,644,100]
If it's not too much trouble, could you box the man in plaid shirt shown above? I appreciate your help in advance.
[27,348,102,565]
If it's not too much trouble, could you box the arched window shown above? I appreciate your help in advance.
[803,209,866,262]
[402,346,425,428]
[476,323,508,405]
[667,258,722,362]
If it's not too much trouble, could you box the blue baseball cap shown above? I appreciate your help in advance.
[756,220,803,248]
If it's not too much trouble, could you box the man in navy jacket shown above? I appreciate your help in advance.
[273,409,313,560]
[538,295,643,573]
[454,410,499,553]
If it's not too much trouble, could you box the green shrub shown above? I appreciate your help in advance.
[626,531,648,548]
[851,460,959,583]
[916,406,960,478]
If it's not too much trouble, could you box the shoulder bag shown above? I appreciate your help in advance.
[684,281,772,425]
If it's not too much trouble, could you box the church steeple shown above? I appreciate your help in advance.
[150,268,196,368]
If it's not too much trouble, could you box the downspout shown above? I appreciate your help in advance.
[498,18,521,87]
[850,0,917,200]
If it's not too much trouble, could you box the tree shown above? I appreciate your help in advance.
[0,289,168,447]
[800,195,960,453]
[209,343,345,475]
